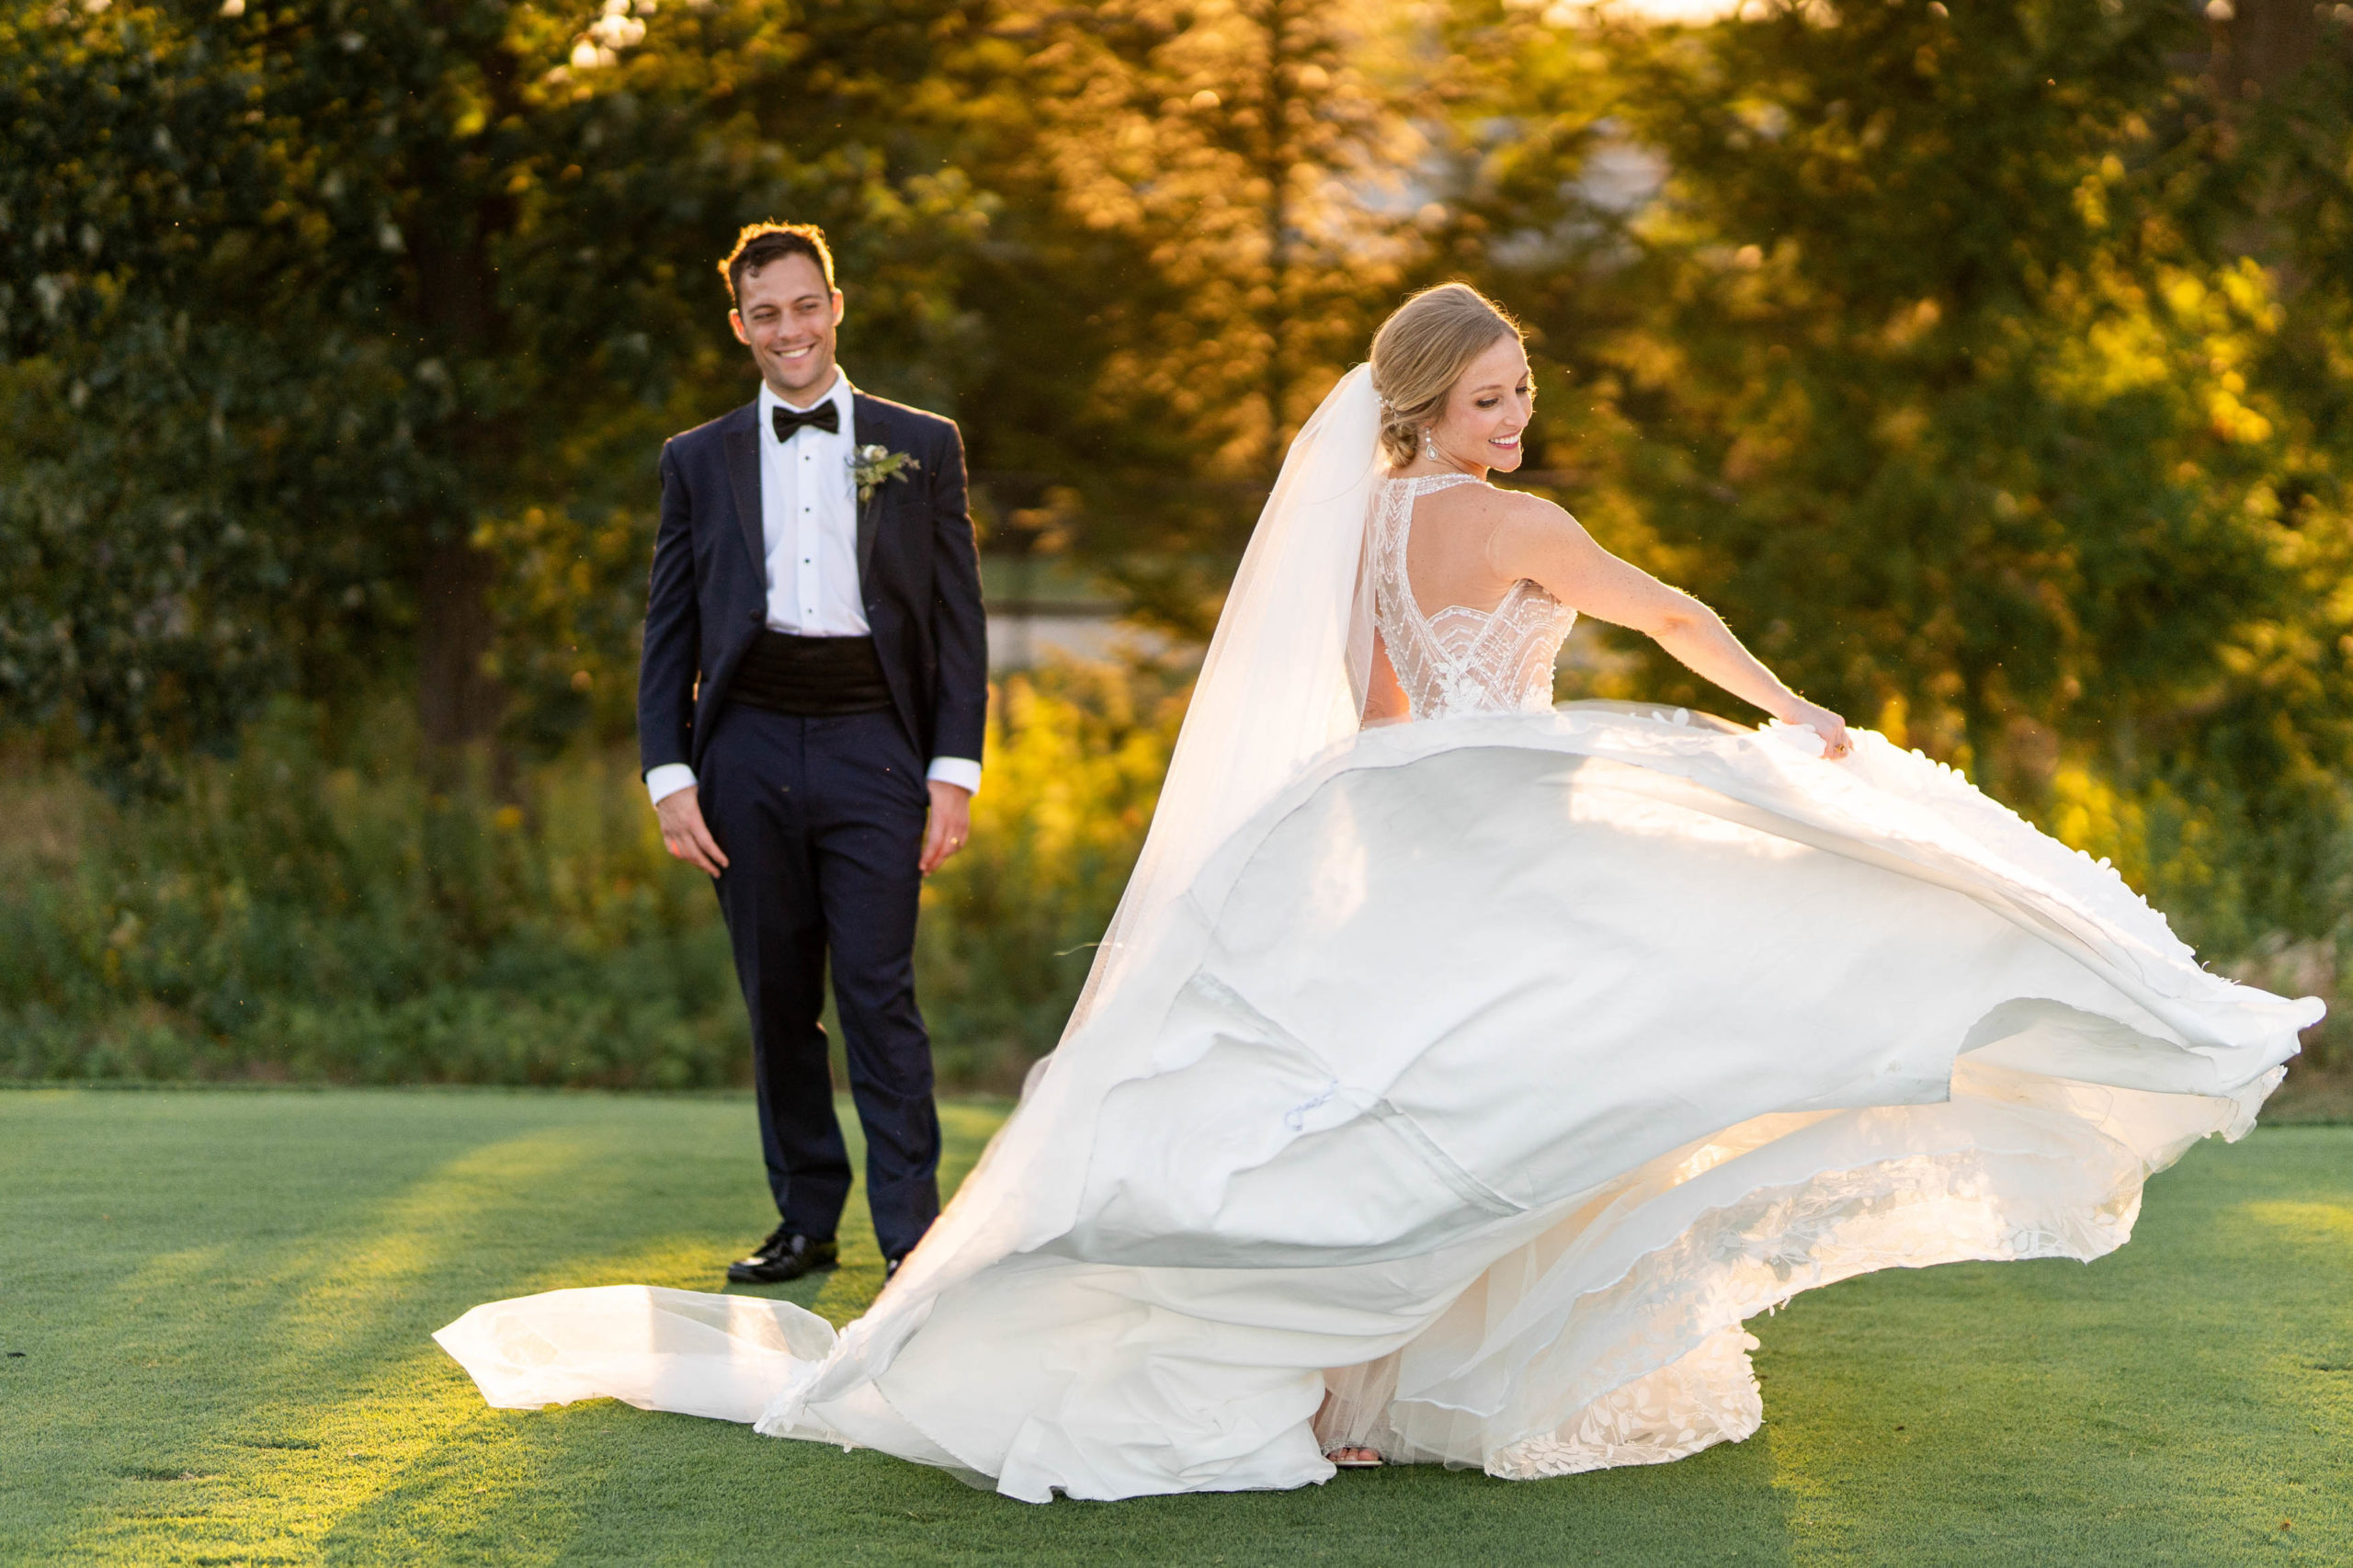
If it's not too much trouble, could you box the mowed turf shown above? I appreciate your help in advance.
[2,1090,2346,1567]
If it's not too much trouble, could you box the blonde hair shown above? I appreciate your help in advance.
[1368,283,1523,468]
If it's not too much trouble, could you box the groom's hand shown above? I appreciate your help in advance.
[919,779,972,876]
[655,787,729,878]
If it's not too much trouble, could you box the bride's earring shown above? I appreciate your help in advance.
[1422,426,1438,462]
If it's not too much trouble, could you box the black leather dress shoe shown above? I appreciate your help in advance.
[726,1229,838,1284]
[883,1255,906,1282]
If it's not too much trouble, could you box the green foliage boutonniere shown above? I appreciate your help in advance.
[851,444,920,504]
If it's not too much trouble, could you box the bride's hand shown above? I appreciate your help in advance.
[1780,699,1852,760]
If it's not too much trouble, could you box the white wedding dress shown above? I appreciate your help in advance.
[438,375,2317,1502]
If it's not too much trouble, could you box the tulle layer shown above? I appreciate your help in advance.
[437,708,2315,1500]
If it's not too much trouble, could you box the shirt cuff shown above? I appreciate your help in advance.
[644,763,699,807]
[926,756,983,796]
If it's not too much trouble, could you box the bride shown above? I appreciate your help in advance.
[438,284,2318,1500]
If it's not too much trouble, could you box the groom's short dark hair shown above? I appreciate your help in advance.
[721,222,836,302]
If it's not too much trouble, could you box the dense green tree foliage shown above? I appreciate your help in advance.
[0,0,986,779]
[5,0,2352,960]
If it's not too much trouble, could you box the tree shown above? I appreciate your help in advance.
[957,0,1431,632]
[1444,0,2353,944]
[0,0,991,783]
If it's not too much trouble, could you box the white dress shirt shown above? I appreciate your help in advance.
[646,368,983,807]
[757,372,868,636]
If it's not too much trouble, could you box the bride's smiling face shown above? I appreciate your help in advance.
[1432,336,1533,474]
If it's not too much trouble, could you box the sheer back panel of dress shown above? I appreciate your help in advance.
[1373,474,1578,720]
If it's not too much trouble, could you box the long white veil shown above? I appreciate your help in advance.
[804,363,1385,1329]
[1058,363,1385,1038]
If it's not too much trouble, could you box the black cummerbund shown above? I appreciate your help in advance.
[728,631,893,717]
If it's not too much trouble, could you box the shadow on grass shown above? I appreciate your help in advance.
[4,1090,2346,1566]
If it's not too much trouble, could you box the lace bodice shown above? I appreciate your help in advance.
[1373,473,1577,720]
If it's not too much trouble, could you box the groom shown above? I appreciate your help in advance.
[638,222,987,1284]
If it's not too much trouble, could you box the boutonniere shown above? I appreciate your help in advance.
[851,444,920,504]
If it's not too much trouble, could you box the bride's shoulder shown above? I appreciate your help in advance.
[1473,485,1597,578]
[1463,483,1579,538]
[1403,475,1581,546]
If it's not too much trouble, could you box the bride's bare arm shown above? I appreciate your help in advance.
[1488,494,1851,756]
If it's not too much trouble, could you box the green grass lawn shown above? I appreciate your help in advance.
[3,1090,2347,1566]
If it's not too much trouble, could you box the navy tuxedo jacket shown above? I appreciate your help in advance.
[637,390,988,778]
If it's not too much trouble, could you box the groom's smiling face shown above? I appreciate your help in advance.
[730,252,843,404]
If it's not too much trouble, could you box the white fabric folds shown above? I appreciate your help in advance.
[438,705,2317,1501]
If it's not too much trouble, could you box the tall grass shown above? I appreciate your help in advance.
[0,661,1182,1093]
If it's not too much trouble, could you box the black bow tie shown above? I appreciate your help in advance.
[771,402,840,441]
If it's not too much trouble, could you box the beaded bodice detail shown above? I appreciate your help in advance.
[1373,473,1577,720]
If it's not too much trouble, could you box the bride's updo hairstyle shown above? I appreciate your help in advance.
[1368,283,1523,469]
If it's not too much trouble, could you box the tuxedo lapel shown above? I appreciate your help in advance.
[722,404,764,584]
[853,393,888,585]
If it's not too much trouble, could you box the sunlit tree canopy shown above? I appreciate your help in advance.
[4,0,2350,960]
